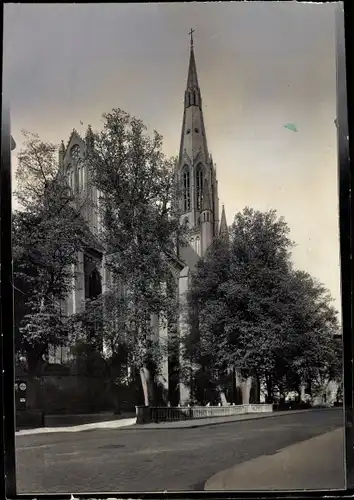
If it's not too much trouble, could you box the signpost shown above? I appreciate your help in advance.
[15,380,27,411]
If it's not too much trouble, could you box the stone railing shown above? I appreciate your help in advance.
[248,404,273,413]
[135,403,273,424]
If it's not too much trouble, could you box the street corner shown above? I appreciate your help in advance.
[204,427,345,492]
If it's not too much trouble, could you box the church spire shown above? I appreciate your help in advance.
[59,140,66,168]
[85,124,94,151]
[177,31,219,258]
[186,29,199,91]
[219,205,229,241]
[184,29,202,110]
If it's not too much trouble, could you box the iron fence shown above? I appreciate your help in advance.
[136,403,273,424]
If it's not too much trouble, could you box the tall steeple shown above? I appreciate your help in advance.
[186,29,199,89]
[177,30,220,259]
[219,204,229,242]
[59,140,66,168]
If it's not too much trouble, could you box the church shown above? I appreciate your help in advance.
[52,33,228,406]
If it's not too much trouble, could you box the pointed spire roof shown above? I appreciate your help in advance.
[85,124,94,150]
[202,178,211,211]
[219,205,228,236]
[179,29,208,161]
[187,43,199,90]
[58,140,66,167]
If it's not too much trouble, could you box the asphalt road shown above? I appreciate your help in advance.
[16,408,344,494]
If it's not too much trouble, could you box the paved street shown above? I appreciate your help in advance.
[16,408,344,494]
[205,427,344,491]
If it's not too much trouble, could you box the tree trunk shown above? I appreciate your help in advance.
[241,377,252,405]
[231,366,237,404]
[253,375,261,404]
[140,366,154,406]
[234,370,243,405]
[265,374,273,404]
[217,386,228,406]
[300,384,306,402]
[111,382,121,414]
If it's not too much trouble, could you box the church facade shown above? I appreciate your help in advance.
[51,35,228,406]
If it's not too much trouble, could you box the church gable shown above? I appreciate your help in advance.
[182,150,192,165]
[63,130,86,166]
[193,148,204,164]
[61,129,89,199]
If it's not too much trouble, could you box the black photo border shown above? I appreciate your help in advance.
[1,1,354,499]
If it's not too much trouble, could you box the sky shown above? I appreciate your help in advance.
[3,2,343,313]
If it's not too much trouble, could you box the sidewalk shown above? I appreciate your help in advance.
[16,417,136,436]
[16,408,333,436]
[204,427,345,491]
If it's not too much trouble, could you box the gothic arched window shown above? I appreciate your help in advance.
[67,164,72,189]
[183,166,190,212]
[70,144,80,162]
[74,167,79,193]
[196,165,203,210]
[82,164,86,189]
[196,237,201,256]
[78,165,81,191]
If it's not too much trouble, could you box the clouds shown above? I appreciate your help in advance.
[4,2,341,309]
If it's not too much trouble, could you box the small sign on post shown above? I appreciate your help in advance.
[15,379,27,410]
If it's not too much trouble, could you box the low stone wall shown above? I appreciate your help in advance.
[135,404,273,424]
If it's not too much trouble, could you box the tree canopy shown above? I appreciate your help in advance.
[81,109,185,404]
[186,207,342,404]
[13,131,92,374]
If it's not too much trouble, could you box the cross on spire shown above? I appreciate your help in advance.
[189,28,195,48]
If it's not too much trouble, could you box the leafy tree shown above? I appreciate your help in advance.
[191,208,294,403]
[13,131,92,375]
[274,270,342,401]
[85,109,185,405]
[186,207,342,405]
